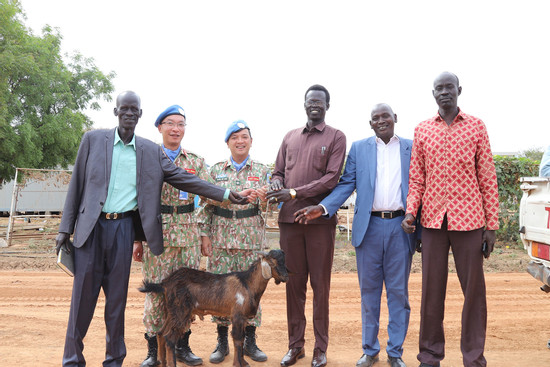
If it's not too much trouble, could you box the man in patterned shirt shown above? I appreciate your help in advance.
[401,72,499,367]
[203,120,272,364]
[133,105,212,366]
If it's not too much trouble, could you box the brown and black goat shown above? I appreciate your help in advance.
[139,249,288,367]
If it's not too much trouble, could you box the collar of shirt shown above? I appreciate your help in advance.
[302,121,326,134]
[162,144,182,162]
[435,107,466,125]
[375,134,400,147]
[114,128,136,150]
[228,155,250,172]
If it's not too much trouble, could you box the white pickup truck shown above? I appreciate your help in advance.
[520,177,550,349]
[519,177,550,293]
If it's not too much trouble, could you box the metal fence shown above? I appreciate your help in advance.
[3,168,71,247]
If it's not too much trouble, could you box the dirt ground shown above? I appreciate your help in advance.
[2,217,550,366]
[1,266,550,367]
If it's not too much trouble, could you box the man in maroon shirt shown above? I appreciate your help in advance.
[267,84,346,367]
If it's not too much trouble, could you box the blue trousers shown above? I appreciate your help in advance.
[62,216,134,367]
[355,215,412,358]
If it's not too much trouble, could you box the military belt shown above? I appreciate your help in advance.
[213,206,260,219]
[160,203,195,214]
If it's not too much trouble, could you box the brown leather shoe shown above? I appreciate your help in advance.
[281,347,305,366]
[311,348,327,367]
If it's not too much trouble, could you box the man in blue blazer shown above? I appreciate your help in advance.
[55,91,249,367]
[295,103,416,367]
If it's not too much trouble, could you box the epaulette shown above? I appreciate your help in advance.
[184,150,204,160]
[212,160,228,169]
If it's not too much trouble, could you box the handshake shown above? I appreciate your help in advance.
[234,185,269,204]
[235,179,297,205]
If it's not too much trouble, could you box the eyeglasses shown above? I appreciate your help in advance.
[161,121,187,129]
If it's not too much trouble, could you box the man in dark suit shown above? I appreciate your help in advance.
[55,91,249,367]
[295,104,416,367]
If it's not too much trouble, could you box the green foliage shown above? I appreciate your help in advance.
[0,0,115,184]
[494,155,540,246]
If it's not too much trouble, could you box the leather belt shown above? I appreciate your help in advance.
[213,206,260,219]
[102,210,135,220]
[160,203,195,214]
[371,209,405,219]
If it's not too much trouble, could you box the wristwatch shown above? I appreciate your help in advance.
[289,188,297,199]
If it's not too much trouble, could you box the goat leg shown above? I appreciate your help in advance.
[231,318,249,367]
[157,333,167,367]
[165,337,178,367]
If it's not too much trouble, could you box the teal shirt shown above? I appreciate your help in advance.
[103,129,138,213]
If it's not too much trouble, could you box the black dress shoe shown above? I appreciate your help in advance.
[388,356,406,367]
[281,347,305,366]
[311,348,327,367]
[356,353,379,367]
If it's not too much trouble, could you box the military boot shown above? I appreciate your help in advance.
[209,325,230,363]
[140,333,160,367]
[175,330,203,366]
[243,325,267,362]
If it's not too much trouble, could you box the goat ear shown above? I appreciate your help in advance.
[261,259,272,280]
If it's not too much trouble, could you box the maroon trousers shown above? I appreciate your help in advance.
[279,222,336,353]
[418,218,487,367]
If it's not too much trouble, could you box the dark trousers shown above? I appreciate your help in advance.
[279,222,335,353]
[418,218,486,367]
[62,216,134,367]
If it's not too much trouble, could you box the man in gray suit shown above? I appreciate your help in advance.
[55,91,249,367]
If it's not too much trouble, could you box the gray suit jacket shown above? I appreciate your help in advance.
[59,128,225,255]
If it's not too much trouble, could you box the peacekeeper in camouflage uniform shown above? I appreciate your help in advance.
[202,120,273,364]
[133,105,210,367]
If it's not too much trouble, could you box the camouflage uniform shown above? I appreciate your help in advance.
[142,149,211,336]
[203,157,271,327]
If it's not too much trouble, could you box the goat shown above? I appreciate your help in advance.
[139,249,289,367]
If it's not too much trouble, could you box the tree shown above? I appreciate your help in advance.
[517,147,544,162]
[0,0,115,185]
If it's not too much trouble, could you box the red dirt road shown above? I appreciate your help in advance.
[1,271,549,367]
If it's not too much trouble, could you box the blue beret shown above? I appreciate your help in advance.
[155,105,186,127]
[225,120,250,142]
